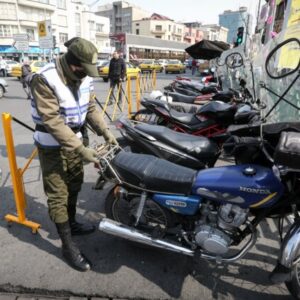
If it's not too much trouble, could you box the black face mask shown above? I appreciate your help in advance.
[74,70,87,79]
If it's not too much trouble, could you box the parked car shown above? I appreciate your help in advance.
[0,78,8,98]
[157,59,168,69]
[5,60,20,76]
[165,60,186,74]
[139,60,163,73]
[11,61,47,79]
[98,61,141,82]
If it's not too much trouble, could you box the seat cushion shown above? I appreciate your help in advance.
[166,92,196,104]
[112,152,196,195]
[135,123,219,160]
[170,109,200,125]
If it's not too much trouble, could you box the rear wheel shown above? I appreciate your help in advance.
[105,187,174,231]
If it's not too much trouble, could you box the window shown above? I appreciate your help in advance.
[96,23,104,32]
[0,3,17,19]
[26,29,35,41]
[57,0,66,9]
[155,36,161,39]
[0,25,18,37]
[168,35,170,40]
[89,21,95,31]
[75,13,81,36]
[136,23,139,26]
[178,28,182,34]
[136,29,139,35]
[155,25,162,31]
[59,33,68,44]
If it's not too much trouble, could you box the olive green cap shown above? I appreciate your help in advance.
[65,37,99,77]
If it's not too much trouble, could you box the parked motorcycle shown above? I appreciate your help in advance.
[95,38,300,299]
[133,98,259,137]
[115,116,221,169]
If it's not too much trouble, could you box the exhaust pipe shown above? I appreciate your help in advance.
[99,218,194,256]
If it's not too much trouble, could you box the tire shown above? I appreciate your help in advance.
[103,78,109,82]
[104,187,174,229]
[285,261,300,299]
[0,85,4,98]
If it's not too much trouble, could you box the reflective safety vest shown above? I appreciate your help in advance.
[31,63,93,148]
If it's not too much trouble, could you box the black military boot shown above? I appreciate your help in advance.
[68,203,96,236]
[56,222,91,272]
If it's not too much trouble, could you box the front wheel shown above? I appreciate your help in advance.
[286,261,300,299]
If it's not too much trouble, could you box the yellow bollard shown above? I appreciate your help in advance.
[127,75,132,118]
[111,83,122,121]
[101,87,113,118]
[2,113,41,233]
[136,73,141,111]
[152,70,157,90]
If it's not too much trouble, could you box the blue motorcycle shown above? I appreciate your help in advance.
[96,38,300,298]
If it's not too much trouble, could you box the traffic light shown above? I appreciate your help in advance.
[235,27,244,46]
[52,35,56,48]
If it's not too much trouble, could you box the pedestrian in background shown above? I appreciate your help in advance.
[191,59,197,76]
[30,37,118,272]
[0,57,7,77]
[21,60,32,99]
[108,51,126,105]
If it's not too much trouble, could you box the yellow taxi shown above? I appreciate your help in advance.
[98,62,141,82]
[138,60,163,73]
[165,60,186,74]
[11,61,48,79]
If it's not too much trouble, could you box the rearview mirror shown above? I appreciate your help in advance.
[225,52,244,69]
[265,38,300,79]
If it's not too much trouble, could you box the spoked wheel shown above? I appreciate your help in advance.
[286,257,300,299]
[105,187,173,233]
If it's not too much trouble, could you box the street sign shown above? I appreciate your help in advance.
[14,41,29,51]
[38,20,52,39]
[13,34,29,42]
[38,20,53,49]
[39,38,53,49]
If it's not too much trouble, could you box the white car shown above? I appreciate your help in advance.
[0,78,8,98]
[157,59,168,68]
[5,60,20,75]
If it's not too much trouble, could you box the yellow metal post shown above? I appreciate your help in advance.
[2,113,41,233]
[111,83,122,121]
[152,70,157,90]
[136,74,141,111]
[127,75,132,118]
[101,87,113,118]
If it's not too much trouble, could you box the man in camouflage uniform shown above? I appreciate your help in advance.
[31,37,117,272]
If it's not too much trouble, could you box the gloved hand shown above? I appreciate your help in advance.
[103,129,118,145]
[76,145,98,163]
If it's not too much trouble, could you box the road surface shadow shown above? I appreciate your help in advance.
[0,144,38,160]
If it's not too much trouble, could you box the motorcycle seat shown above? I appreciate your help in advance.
[112,152,196,195]
[165,92,196,104]
[170,109,200,125]
[135,123,219,160]
[199,101,234,114]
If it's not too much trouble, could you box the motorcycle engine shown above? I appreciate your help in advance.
[194,203,248,255]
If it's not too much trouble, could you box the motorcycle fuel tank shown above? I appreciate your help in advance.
[192,164,284,209]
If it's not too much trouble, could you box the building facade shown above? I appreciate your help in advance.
[219,6,253,44]
[132,13,186,42]
[0,0,110,59]
[199,24,228,43]
[183,26,203,44]
[95,1,150,34]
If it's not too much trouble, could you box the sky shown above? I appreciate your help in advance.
[90,0,260,26]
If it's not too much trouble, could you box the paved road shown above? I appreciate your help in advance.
[0,74,292,300]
